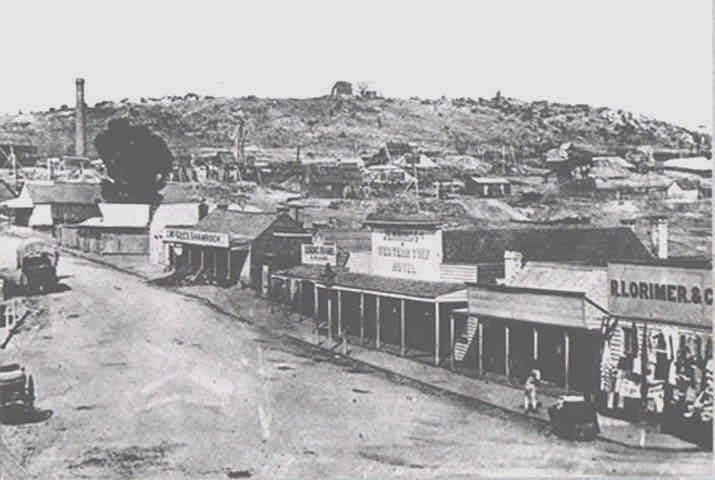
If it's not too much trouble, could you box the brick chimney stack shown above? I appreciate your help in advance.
[75,78,86,157]
[649,216,669,260]
[503,250,524,284]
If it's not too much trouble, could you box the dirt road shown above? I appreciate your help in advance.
[0,235,711,479]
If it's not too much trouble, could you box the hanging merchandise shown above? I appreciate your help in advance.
[633,358,642,376]
[640,321,649,403]
[661,326,676,361]
[668,360,678,385]
[618,376,641,399]
[601,342,613,392]
[647,382,665,413]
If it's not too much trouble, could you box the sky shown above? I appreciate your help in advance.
[1,0,711,129]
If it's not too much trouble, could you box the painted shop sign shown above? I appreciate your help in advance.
[608,262,712,328]
[164,228,230,248]
[302,243,337,266]
[610,280,712,305]
[371,228,441,281]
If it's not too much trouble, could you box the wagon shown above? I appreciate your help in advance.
[16,240,59,294]
[548,395,600,441]
[0,363,35,412]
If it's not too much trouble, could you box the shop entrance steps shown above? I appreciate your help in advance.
[454,316,479,362]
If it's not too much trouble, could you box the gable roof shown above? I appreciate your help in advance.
[192,209,305,240]
[25,182,101,205]
[157,183,203,204]
[662,157,712,173]
[468,176,510,184]
[0,179,16,202]
[443,227,653,266]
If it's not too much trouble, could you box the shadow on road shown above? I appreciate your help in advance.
[1,281,72,299]
[0,406,53,426]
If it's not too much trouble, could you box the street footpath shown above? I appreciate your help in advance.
[58,246,704,453]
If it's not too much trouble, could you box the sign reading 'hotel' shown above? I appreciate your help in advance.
[371,228,441,281]
[164,228,230,248]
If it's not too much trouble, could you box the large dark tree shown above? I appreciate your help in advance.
[94,118,173,202]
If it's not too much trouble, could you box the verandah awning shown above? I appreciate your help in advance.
[2,197,33,209]
[466,284,603,330]
[276,264,466,302]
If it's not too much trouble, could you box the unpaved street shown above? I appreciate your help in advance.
[0,235,711,479]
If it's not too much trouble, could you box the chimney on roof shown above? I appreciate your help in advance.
[75,78,86,157]
[649,216,668,259]
[47,158,54,181]
[503,250,523,284]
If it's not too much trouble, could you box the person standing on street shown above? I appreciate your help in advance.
[524,368,541,413]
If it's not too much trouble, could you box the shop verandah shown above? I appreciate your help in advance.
[271,266,467,366]
[450,309,601,392]
[166,240,249,285]
[453,284,606,393]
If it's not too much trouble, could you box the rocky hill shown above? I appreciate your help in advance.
[0,93,710,162]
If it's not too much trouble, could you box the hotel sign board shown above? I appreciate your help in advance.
[164,228,230,248]
[302,243,337,266]
[371,227,442,281]
[608,262,712,328]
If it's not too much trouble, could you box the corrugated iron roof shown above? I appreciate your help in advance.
[75,203,151,228]
[468,176,510,184]
[25,181,101,205]
[663,157,712,172]
[157,183,202,204]
[442,227,653,266]
[279,264,463,299]
[192,209,305,239]
[508,262,608,310]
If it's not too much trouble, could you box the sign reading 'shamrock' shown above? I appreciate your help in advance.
[164,228,230,248]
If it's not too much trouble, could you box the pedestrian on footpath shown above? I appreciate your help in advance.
[524,368,541,413]
[342,326,349,356]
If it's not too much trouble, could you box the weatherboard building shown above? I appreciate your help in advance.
[271,212,658,381]
[163,206,311,291]
[600,257,712,446]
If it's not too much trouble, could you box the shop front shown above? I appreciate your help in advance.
[465,284,604,391]
[163,209,309,288]
[272,264,466,366]
[164,227,248,285]
[603,260,713,448]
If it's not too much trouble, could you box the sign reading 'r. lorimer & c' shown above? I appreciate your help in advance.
[164,228,230,248]
[608,262,712,328]
[610,280,713,305]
